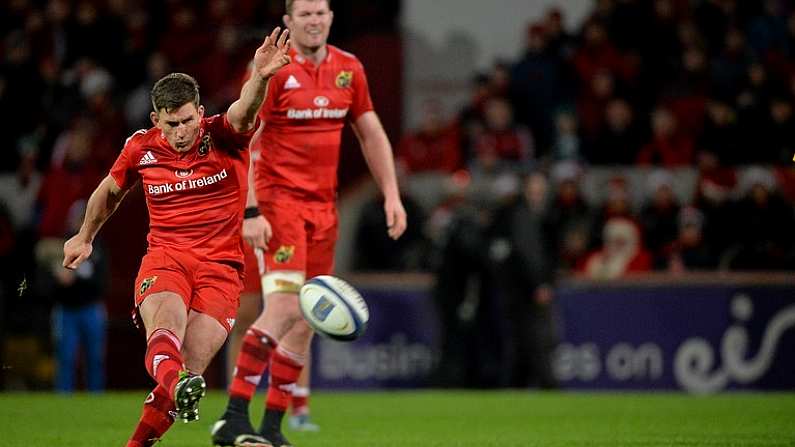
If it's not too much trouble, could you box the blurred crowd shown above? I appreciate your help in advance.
[400,0,795,171]
[362,0,795,281]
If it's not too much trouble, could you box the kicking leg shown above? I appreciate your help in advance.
[138,292,189,406]
[126,291,189,447]
[126,385,176,447]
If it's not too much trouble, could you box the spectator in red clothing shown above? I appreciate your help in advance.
[577,70,617,139]
[472,97,534,173]
[580,217,652,279]
[662,47,709,137]
[572,20,634,87]
[397,99,462,174]
[637,106,694,166]
[37,118,101,238]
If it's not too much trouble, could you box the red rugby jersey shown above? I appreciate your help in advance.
[253,45,374,203]
[110,114,253,267]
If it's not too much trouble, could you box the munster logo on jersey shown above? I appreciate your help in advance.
[139,276,158,296]
[198,134,212,156]
[274,245,295,263]
[335,70,353,88]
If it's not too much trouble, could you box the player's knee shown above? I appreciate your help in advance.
[141,291,187,336]
[150,314,186,338]
[268,291,303,319]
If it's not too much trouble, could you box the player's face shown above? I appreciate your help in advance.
[151,102,205,152]
[285,0,333,51]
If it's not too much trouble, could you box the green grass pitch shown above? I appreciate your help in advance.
[1,391,793,446]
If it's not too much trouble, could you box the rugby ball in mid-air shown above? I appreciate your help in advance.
[299,275,369,341]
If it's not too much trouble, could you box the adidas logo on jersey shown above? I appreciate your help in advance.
[139,151,158,165]
[284,75,301,89]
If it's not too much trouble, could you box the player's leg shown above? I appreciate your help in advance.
[288,347,319,432]
[225,246,266,381]
[126,250,197,447]
[188,262,270,447]
[215,202,308,445]
[225,293,263,380]
[165,310,231,416]
[127,287,193,445]
[126,385,177,447]
[261,205,336,444]
[260,321,312,446]
[138,291,189,394]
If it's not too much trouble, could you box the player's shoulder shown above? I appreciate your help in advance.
[123,127,159,153]
[202,113,224,126]
[329,45,359,61]
[328,45,364,68]
[202,113,233,138]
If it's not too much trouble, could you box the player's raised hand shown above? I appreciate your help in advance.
[63,235,93,270]
[242,214,272,250]
[253,27,291,79]
[384,197,407,240]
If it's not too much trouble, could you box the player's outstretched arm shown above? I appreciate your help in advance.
[63,175,130,269]
[352,111,407,240]
[227,27,291,133]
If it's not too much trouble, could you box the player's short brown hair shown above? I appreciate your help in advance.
[150,73,200,113]
[286,0,331,15]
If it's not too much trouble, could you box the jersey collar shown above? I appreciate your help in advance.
[290,46,333,67]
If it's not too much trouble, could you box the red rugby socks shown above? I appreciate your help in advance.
[228,327,277,401]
